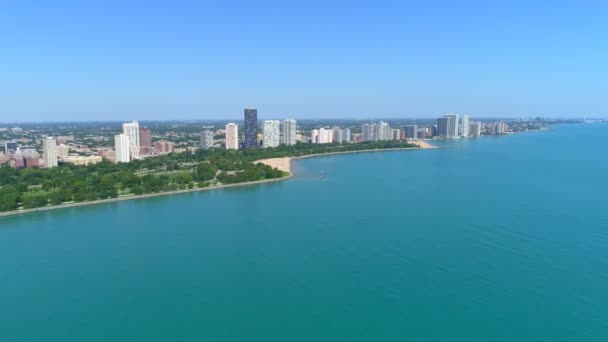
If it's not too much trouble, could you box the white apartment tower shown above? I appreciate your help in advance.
[114,134,131,163]
[281,119,297,145]
[42,137,58,168]
[460,115,470,137]
[225,123,239,150]
[122,121,140,159]
[262,120,280,148]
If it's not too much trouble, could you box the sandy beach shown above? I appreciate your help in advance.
[257,140,437,174]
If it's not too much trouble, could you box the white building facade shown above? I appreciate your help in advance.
[42,137,58,168]
[122,121,140,159]
[281,119,297,145]
[114,134,131,163]
[262,120,280,148]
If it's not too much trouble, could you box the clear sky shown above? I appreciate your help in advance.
[1,0,606,121]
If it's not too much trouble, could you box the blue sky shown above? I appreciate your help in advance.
[0,0,606,121]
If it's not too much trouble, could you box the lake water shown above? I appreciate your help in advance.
[1,123,607,341]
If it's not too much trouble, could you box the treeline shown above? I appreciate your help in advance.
[0,140,416,212]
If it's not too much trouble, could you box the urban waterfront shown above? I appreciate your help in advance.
[1,123,607,341]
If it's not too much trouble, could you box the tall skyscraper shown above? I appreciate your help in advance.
[437,117,449,137]
[362,124,373,141]
[114,134,130,163]
[244,108,257,148]
[404,125,418,139]
[225,123,239,150]
[445,114,459,137]
[332,127,343,143]
[262,120,280,148]
[281,119,297,145]
[460,115,470,137]
[200,130,214,149]
[42,137,58,168]
[343,128,351,143]
[122,121,140,159]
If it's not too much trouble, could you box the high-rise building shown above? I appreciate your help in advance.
[140,128,152,147]
[200,130,214,149]
[404,125,418,139]
[312,128,333,144]
[311,129,319,144]
[343,128,351,143]
[262,120,280,148]
[114,134,130,163]
[42,137,58,168]
[225,123,239,150]
[319,128,333,144]
[123,121,140,159]
[470,121,482,137]
[391,129,401,140]
[4,141,17,153]
[281,119,297,145]
[244,108,257,148]
[362,124,373,141]
[445,114,459,137]
[332,127,343,143]
[437,117,449,137]
[460,115,470,137]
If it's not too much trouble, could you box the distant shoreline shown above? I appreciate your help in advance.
[0,141,436,218]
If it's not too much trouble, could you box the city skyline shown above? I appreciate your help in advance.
[1,2,606,121]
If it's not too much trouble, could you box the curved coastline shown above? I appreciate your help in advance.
[0,141,436,218]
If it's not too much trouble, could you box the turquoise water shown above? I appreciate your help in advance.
[1,123,607,341]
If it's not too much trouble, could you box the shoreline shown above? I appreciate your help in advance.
[257,139,437,173]
[0,142,436,218]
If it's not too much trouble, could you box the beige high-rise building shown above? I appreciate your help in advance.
[43,137,58,168]
[225,123,239,150]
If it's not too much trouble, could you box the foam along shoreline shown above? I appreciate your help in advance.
[0,141,437,218]
[257,139,438,174]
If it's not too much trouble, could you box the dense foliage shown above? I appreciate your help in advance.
[0,140,416,212]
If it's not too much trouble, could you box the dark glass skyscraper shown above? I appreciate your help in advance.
[244,108,258,148]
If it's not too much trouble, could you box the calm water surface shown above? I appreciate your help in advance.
[1,123,607,341]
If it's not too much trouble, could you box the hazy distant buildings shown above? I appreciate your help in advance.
[244,108,257,148]
[15,149,39,168]
[4,141,17,153]
[57,144,70,158]
[281,119,297,145]
[155,140,174,153]
[140,128,152,147]
[114,134,131,163]
[225,123,239,150]
[200,130,214,149]
[122,121,140,159]
[42,137,58,168]
[262,120,280,148]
